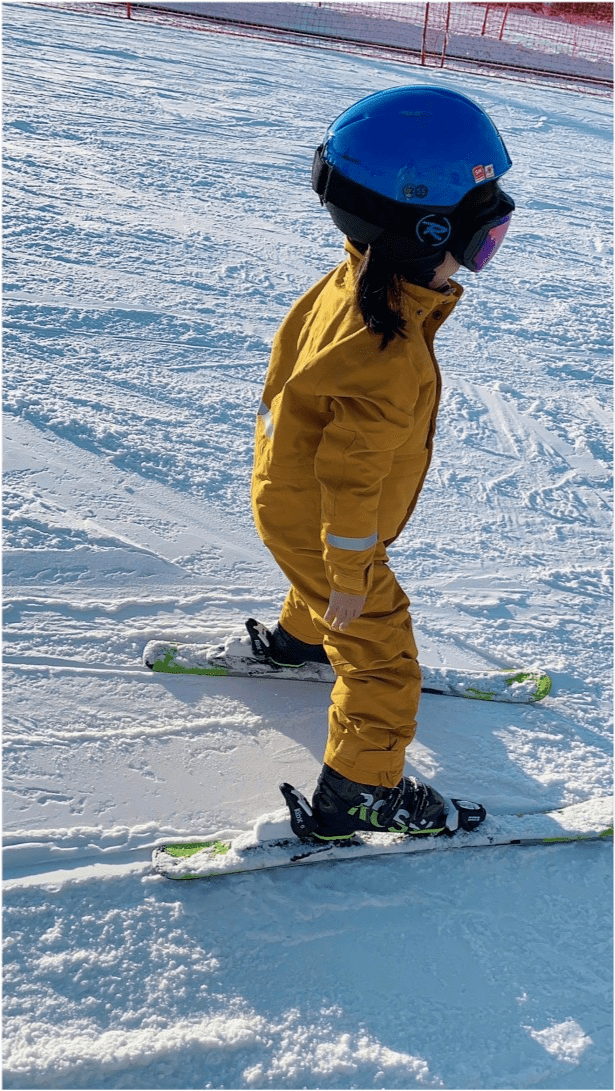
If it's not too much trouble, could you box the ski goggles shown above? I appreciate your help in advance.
[457,190,515,272]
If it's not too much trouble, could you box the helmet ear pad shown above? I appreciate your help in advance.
[325,203,382,246]
[325,202,446,284]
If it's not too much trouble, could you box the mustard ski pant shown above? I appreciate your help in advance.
[254,512,421,789]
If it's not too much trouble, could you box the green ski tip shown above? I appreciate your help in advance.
[505,671,552,702]
[163,840,231,859]
[150,649,229,677]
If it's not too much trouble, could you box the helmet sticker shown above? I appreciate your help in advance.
[472,164,495,183]
[416,215,452,247]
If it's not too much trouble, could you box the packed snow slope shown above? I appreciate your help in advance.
[3,4,613,1089]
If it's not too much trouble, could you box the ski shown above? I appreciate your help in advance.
[152,797,612,881]
[143,626,552,704]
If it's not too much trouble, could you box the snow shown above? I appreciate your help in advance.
[2,3,613,1088]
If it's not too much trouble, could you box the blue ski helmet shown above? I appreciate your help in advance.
[312,85,514,277]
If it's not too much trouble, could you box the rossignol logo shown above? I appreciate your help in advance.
[348,794,430,834]
[416,214,452,247]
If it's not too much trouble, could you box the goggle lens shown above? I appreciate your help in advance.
[465,213,512,272]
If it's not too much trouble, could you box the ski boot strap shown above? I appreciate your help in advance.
[280,783,321,840]
[447,798,487,833]
[246,618,277,665]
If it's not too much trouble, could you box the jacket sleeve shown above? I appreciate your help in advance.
[314,394,413,596]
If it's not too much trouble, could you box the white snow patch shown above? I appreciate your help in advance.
[526,1018,594,1064]
[253,807,294,842]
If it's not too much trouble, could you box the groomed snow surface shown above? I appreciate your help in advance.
[2,4,613,1088]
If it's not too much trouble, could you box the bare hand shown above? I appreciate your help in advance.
[324,590,366,632]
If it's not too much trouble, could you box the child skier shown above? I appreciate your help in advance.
[249,85,515,841]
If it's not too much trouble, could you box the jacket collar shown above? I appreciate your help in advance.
[343,238,463,322]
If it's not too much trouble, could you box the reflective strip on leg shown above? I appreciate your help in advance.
[326,531,378,551]
[258,400,274,439]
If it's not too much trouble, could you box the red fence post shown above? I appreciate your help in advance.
[421,3,429,65]
[441,1,451,67]
[127,3,131,17]
[481,4,489,37]
[499,2,510,41]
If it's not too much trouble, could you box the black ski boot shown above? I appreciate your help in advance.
[311,765,449,839]
[280,766,486,842]
[246,618,329,667]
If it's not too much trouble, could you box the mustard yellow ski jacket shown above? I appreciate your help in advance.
[252,240,462,598]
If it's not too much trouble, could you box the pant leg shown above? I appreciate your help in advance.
[279,586,323,646]
[321,558,421,789]
[258,524,421,789]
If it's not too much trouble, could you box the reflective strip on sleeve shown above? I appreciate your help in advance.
[258,400,274,439]
[326,531,378,551]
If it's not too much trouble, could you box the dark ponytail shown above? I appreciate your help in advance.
[353,247,408,351]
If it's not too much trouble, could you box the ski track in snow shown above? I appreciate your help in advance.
[2,4,613,1089]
